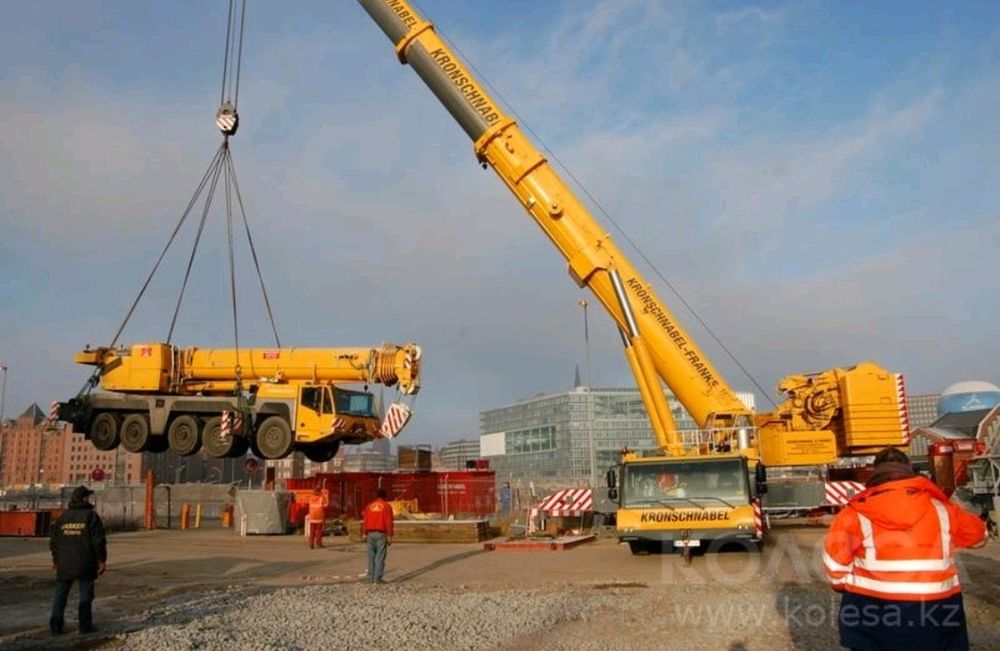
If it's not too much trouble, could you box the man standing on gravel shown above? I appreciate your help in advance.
[307,486,329,549]
[823,448,986,651]
[49,485,107,635]
[362,488,394,584]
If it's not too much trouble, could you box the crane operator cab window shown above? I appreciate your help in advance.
[622,459,750,508]
[300,387,322,413]
[333,388,377,418]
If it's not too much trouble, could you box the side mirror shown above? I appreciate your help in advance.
[608,488,619,502]
[755,463,768,495]
[605,469,617,489]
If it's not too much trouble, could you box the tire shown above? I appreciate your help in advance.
[302,440,341,463]
[147,435,170,453]
[89,412,120,451]
[120,413,151,453]
[202,416,238,459]
[226,436,250,458]
[254,416,294,459]
[628,541,648,555]
[167,415,201,456]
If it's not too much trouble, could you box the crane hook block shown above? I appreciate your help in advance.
[216,101,239,136]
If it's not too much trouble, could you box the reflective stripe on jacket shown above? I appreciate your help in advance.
[308,493,328,522]
[824,476,985,602]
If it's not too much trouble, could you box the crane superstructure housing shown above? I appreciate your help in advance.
[357,0,909,553]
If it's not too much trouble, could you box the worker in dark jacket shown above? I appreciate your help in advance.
[49,486,107,635]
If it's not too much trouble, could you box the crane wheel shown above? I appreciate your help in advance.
[89,412,121,451]
[120,414,151,453]
[202,416,237,459]
[148,434,170,453]
[167,415,202,456]
[627,541,649,555]
[302,441,341,463]
[255,416,294,459]
[226,436,250,458]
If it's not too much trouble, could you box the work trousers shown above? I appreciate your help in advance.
[308,519,324,548]
[366,531,388,583]
[839,592,969,651]
[50,579,94,632]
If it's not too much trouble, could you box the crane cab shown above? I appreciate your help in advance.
[610,453,767,555]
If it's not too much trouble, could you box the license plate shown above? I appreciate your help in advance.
[674,540,701,548]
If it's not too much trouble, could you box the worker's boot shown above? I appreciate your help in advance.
[49,616,64,636]
[78,604,96,634]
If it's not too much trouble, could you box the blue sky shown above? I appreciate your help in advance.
[1,1,997,445]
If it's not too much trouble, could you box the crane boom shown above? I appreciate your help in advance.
[76,342,422,396]
[357,0,908,470]
[357,0,749,431]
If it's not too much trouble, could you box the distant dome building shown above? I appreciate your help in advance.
[937,381,1000,416]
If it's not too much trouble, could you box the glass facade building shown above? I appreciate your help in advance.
[480,386,731,490]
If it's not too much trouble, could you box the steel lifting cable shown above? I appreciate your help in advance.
[79,147,228,396]
[216,0,246,138]
[224,153,281,348]
[432,18,777,408]
[167,149,226,343]
[96,0,279,400]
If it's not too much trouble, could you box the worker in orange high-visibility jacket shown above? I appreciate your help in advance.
[824,448,986,651]
[307,487,329,549]
[362,488,394,584]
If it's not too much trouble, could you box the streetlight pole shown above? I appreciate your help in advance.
[0,364,7,427]
[578,300,596,489]
[0,365,7,481]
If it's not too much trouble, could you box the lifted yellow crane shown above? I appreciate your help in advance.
[356,0,909,554]
[58,342,421,461]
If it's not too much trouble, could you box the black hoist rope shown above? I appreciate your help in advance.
[91,0,280,402]
[167,146,225,343]
[225,152,282,348]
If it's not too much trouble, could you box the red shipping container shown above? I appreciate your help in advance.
[291,470,497,519]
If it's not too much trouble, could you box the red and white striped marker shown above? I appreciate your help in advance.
[752,499,766,538]
[895,373,911,444]
[380,403,412,438]
[221,411,243,439]
[825,481,865,505]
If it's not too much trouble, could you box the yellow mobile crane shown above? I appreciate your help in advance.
[356,0,909,553]
[56,342,421,461]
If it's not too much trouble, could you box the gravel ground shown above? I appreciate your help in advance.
[114,583,643,651]
[2,529,997,651]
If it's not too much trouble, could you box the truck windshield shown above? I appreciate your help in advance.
[622,459,748,508]
[333,388,376,418]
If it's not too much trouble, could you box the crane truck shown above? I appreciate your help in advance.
[356,0,910,554]
[56,341,421,461]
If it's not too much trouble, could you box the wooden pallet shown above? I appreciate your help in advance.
[484,534,596,551]
[347,518,489,543]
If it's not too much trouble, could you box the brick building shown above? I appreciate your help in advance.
[0,403,141,489]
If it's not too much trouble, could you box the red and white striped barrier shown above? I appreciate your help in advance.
[536,488,593,517]
[825,481,865,505]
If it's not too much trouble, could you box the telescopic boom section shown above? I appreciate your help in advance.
[356,0,749,429]
[76,342,422,395]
